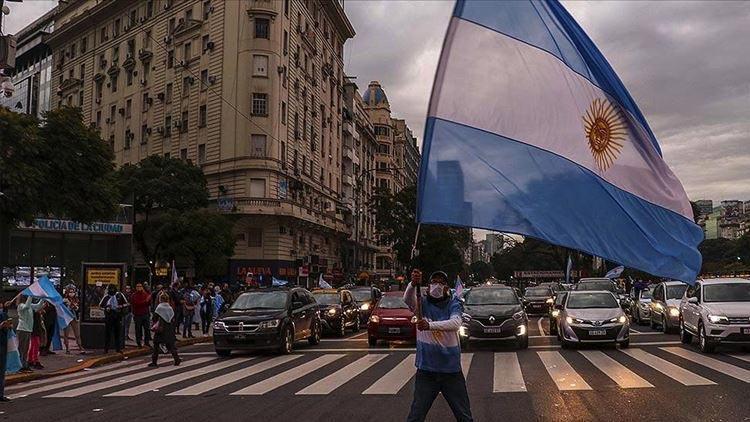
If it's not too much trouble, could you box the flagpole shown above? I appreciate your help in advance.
[411,223,422,320]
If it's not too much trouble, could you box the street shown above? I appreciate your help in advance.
[3,318,750,422]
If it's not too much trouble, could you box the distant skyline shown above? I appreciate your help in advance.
[5,0,749,206]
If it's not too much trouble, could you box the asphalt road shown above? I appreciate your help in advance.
[3,317,750,422]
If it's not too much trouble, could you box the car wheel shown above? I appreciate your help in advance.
[368,336,378,347]
[619,339,630,348]
[279,326,294,355]
[215,349,231,357]
[680,318,693,344]
[308,320,321,345]
[698,323,716,353]
[339,319,347,337]
[517,335,529,349]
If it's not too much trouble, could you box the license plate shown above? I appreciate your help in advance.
[484,327,503,334]
[388,327,400,334]
[233,334,246,340]
[742,328,750,335]
[588,330,606,336]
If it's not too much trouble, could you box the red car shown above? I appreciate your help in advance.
[367,292,417,346]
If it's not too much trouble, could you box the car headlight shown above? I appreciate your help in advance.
[546,298,554,304]
[653,303,664,311]
[369,315,380,323]
[213,321,227,331]
[459,326,468,337]
[566,316,584,324]
[707,314,729,324]
[410,316,417,323]
[512,311,525,320]
[551,309,560,318]
[668,307,680,317]
[618,315,627,324]
[259,319,280,329]
[327,308,338,316]
[360,303,370,311]
[566,316,573,324]
[517,324,527,336]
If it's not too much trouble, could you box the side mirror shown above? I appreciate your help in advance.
[687,297,698,304]
[292,301,303,309]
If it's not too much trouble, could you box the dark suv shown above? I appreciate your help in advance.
[523,286,554,315]
[350,286,382,324]
[212,288,321,356]
[312,289,361,337]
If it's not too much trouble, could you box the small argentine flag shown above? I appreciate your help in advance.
[454,275,464,299]
[6,330,23,374]
[318,273,332,289]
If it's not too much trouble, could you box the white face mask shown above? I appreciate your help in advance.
[428,283,445,299]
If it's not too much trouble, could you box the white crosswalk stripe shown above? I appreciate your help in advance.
[461,353,473,380]
[44,358,213,398]
[728,353,750,363]
[296,354,388,395]
[168,355,302,396]
[362,354,416,395]
[661,347,750,383]
[231,354,345,395]
[578,350,653,388]
[537,351,592,391]
[493,352,526,392]
[621,348,715,386]
[105,358,253,396]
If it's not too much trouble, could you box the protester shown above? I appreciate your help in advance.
[98,284,128,354]
[122,285,134,345]
[0,301,14,402]
[403,269,473,422]
[213,285,225,318]
[40,301,57,356]
[150,294,181,368]
[62,286,85,354]
[181,283,198,338]
[199,289,214,335]
[130,283,152,348]
[150,284,163,313]
[12,296,45,372]
[28,304,45,369]
[169,281,183,335]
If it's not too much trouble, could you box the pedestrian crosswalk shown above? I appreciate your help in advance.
[9,347,750,399]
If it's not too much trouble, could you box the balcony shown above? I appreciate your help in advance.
[342,174,354,186]
[214,197,350,234]
[343,121,354,135]
[342,147,359,165]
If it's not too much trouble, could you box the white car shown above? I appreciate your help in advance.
[557,290,630,348]
[649,281,688,333]
[679,278,750,353]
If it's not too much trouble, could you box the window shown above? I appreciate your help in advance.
[70,43,76,59]
[168,18,176,35]
[130,9,137,26]
[141,124,148,144]
[284,0,289,16]
[127,39,136,57]
[114,19,120,37]
[281,101,286,125]
[283,30,288,55]
[375,125,390,137]
[78,91,84,107]
[254,18,269,39]
[110,105,116,121]
[252,55,268,77]
[377,143,390,154]
[146,1,154,18]
[127,69,133,86]
[81,37,87,54]
[124,128,131,149]
[202,35,210,53]
[126,99,132,118]
[185,8,193,21]
[249,179,266,197]
[144,30,152,49]
[142,93,149,111]
[96,111,101,128]
[251,93,268,116]
[182,77,191,97]
[165,83,173,103]
[247,228,263,247]
[180,148,188,161]
[183,42,191,62]
[280,141,286,167]
[181,110,188,131]
[112,46,119,63]
[200,69,208,90]
[167,50,174,68]
[198,144,206,164]
[202,1,211,20]
[164,152,170,158]
[80,64,85,80]
[199,104,207,127]
[111,74,118,92]
[100,27,107,44]
[143,61,150,83]
[250,134,266,157]
[164,115,172,136]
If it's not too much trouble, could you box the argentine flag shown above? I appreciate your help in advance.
[21,275,76,330]
[418,0,702,283]
[6,331,23,374]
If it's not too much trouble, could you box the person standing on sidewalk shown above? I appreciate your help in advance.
[99,285,128,354]
[40,301,56,356]
[181,283,198,338]
[121,285,134,347]
[403,269,473,422]
[28,305,45,369]
[131,283,152,348]
[62,287,85,354]
[149,294,181,368]
[169,281,183,336]
[199,288,214,335]
[0,301,15,402]
[10,296,45,372]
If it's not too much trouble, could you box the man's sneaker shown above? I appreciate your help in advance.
[0,396,12,402]
[147,362,158,368]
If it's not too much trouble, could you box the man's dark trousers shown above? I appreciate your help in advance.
[0,326,7,398]
[104,314,122,352]
[407,369,473,422]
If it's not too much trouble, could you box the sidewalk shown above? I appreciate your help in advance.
[6,322,212,386]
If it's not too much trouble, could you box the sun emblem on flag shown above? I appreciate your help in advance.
[583,98,627,172]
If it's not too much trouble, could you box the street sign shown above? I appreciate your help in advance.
[298,266,309,277]
[514,270,581,278]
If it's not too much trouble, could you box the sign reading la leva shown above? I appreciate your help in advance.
[19,218,132,235]
[514,270,581,279]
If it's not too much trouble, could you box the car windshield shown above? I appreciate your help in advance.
[378,296,409,309]
[567,292,618,309]
[703,283,750,303]
[640,290,652,299]
[351,290,372,302]
[466,289,518,305]
[666,284,688,300]
[524,288,550,297]
[230,292,287,310]
[313,293,340,305]
[554,293,567,305]
[577,282,615,292]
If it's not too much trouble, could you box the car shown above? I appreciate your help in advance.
[460,285,529,349]
[523,286,554,315]
[629,287,653,326]
[367,292,416,346]
[312,289,361,337]
[548,292,567,337]
[556,290,630,348]
[350,286,382,324]
[575,278,629,311]
[648,281,688,333]
[679,278,750,353]
[212,287,321,356]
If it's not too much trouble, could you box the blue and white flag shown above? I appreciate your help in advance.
[454,275,464,299]
[417,0,702,283]
[272,277,289,287]
[6,330,23,374]
[171,260,179,287]
[565,255,573,284]
[605,265,625,279]
[318,273,332,289]
[21,275,76,330]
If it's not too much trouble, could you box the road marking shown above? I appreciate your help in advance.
[44,358,213,397]
[629,328,644,334]
[296,354,388,395]
[461,353,473,379]
[105,358,251,396]
[661,347,750,383]
[537,351,591,391]
[529,345,561,349]
[620,348,715,386]
[320,338,367,342]
[630,332,663,336]
[579,350,653,388]
[6,360,143,394]
[493,353,526,392]
[537,318,545,336]
[347,331,368,339]
[529,335,556,339]
[297,348,417,352]
[362,354,416,395]
[728,354,750,363]
[231,354,345,395]
[630,341,680,346]
[168,355,302,396]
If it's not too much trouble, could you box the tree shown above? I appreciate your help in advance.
[469,261,494,282]
[373,185,471,279]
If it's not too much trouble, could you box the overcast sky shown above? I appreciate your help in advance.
[5,1,749,205]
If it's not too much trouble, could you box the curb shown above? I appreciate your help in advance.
[6,336,212,386]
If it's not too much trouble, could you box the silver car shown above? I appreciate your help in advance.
[679,278,750,353]
[556,290,630,348]
[649,281,688,333]
[630,288,652,325]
